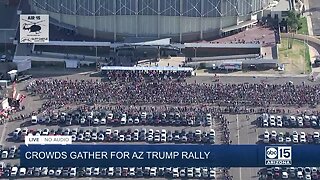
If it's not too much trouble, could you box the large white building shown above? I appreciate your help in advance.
[28,0,272,42]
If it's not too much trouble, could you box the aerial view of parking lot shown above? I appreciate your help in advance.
[1,0,320,179]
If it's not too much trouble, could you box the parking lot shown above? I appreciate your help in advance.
[1,68,320,179]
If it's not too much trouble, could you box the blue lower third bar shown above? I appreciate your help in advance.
[19,144,318,167]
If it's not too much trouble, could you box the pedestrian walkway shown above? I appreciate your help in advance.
[303,0,314,35]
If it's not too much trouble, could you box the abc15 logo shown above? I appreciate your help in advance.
[265,146,292,160]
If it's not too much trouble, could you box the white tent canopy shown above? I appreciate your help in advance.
[101,66,193,72]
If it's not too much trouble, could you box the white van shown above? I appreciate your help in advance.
[31,116,38,124]
[19,167,27,177]
[11,166,18,176]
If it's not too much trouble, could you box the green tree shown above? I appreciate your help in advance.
[287,11,299,32]
[286,11,300,49]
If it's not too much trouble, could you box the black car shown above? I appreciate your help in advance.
[27,167,34,176]
[136,167,144,177]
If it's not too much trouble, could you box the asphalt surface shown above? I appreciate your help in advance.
[309,0,320,36]
[2,68,320,180]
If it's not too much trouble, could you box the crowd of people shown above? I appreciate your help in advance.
[101,70,191,82]
[25,77,320,111]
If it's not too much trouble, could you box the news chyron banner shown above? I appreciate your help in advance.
[19,144,320,167]
[20,14,49,43]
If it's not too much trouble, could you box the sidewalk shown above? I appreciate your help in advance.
[303,0,314,35]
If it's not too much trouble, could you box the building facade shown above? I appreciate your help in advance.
[29,0,272,42]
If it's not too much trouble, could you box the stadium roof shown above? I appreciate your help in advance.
[37,41,111,47]
[101,66,193,72]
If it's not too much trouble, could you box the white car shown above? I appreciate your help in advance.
[70,167,76,177]
[148,129,154,136]
[263,120,268,127]
[297,117,304,127]
[271,130,277,139]
[154,135,160,142]
[71,128,78,135]
[276,119,283,127]
[282,171,288,179]
[129,167,135,176]
[150,167,157,177]
[285,137,291,143]
[209,129,215,137]
[10,166,18,176]
[13,128,21,136]
[297,171,303,179]
[98,134,105,141]
[293,136,299,144]
[93,167,100,176]
[141,112,147,120]
[48,169,55,176]
[22,128,28,135]
[127,118,134,124]
[42,128,50,135]
[209,168,216,178]
[119,135,125,142]
[134,118,139,124]
[300,132,306,143]
[93,118,99,125]
[173,168,179,178]
[107,113,113,121]
[120,117,126,125]
[314,132,320,139]
[19,167,26,176]
[194,168,201,178]
[305,174,312,180]
[108,167,114,176]
[195,130,201,136]
[276,115,282,122]
[105,128,112,136]
[100,118,106,125]
[187,168,193,178]
[269,115,276,126]
[91,133,98,141]
[161,136,166,142]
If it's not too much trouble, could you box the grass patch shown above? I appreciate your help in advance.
[304,42,312,73]
[297,16,308,35]
[279,38,311,74]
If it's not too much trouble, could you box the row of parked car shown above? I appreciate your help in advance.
[262,130,320,144]
[0,163,217,179]
[259,114,320,128]
[260,167,320,180]
[12,127,216,144]
[0,146,18,160]
[29,112,214,127]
